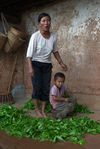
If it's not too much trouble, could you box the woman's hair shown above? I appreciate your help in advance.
[54,72,65,81]
[38,13,51,22]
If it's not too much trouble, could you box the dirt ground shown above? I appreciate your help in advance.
[0,132,100,149]
[0,97,100,149]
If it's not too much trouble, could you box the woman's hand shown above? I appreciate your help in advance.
[27,57,34,77]
[29,67,34,77]
[53,52,68,71]
[60,62,68,71]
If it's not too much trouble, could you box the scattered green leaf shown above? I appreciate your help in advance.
[0,104,99,146]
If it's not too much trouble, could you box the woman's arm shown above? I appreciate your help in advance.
[27,57,34,77]
[53,51,68,71]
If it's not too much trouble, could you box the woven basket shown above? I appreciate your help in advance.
[4,30,25,53]
[0,32,7,50]
[10,27,26,39]
[0,91,15,105]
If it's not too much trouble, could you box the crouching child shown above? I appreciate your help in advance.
[50,72,76,119]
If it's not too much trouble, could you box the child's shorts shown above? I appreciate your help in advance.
[52,98,76,119]
[31,61,52,101]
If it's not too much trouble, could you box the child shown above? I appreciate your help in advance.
[50,72,76,119]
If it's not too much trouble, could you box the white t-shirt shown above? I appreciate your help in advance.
[26,30,58,63]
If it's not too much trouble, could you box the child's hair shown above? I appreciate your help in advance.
[38,13,51,23]
[54,72,65,81]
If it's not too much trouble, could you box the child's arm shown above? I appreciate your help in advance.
[52,95,70,102]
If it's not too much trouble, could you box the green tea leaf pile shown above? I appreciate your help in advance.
[0,104,100,146]
[24,99,52,113]
[24,98,93,114]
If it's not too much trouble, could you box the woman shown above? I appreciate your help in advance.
[26,13,67,118]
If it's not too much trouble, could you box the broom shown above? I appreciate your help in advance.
[0,54,17,105]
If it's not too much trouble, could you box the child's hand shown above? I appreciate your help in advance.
[64,98,70,102]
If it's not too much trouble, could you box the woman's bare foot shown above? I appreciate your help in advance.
[41,112,47,118]
[35,110,43,119]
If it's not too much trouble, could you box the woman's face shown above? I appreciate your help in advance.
[39,16,51,31]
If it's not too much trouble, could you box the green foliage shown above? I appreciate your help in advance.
[74,103,94,114]
[0,104,100,146]
[63,91,70,98]
[24,99,52,113]
[23,98,93,114]
[24,98,34,110]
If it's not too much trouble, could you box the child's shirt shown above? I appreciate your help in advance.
[49,85,66,109]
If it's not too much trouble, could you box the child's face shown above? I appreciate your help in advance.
[55,77,65,89]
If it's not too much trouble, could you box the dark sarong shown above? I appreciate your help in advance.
[52,98,76,119]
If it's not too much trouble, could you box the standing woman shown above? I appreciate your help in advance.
[26,13,67,118]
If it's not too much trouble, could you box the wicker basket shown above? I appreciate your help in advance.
[0,91,15,105]
[10,27,26,39]
[4,29,25,53]
[0,32,7,50]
